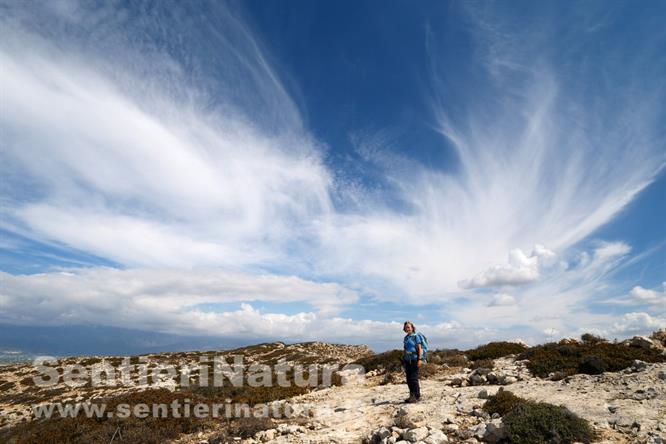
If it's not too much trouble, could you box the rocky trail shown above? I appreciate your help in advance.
[176,357,666,444]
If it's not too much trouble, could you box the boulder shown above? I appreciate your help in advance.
[630,336,655,350]
[483,419,506,444]
[498,374,517,385]
[396,412,427,429]
[423,429,449,444]
[649,329,666,347]
[469,374,486,386]
[403,426,429,442]
[450,377,464,387]
[471,423,486,440]
[371,427,391,443]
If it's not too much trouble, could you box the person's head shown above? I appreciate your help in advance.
[403,321,415,334]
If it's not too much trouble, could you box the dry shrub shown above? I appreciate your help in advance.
[2,389,211,444]
[430,349,467,367]
[353,349,403,373]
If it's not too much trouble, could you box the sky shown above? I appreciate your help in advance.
[0,0,664,352]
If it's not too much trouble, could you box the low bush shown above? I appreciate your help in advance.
[518,341,666,378]
[503,402,593,444]
[3,389,211,444]
[353,349,403,373]
[580,333,606,344]
[577,355,607,375]
[430,349,468,367]
[226,416,275,438]
[419,362,440,378]
[482,389,528,416]
[466,342,528,361]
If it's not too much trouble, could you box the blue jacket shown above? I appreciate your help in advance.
[404,332,424,360]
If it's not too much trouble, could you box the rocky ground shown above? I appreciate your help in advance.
[2,332,665,443]
[173,357,666,444]
[0,341,372,430]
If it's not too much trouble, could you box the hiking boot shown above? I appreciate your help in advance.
[404,395,418,403]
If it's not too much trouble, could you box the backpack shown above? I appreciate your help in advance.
[416,332,428,362]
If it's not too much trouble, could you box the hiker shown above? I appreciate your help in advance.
[402,320,426,403]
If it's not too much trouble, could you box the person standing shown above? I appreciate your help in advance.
[402,320,424,403]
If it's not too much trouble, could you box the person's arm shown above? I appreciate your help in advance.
[416,343,422,367]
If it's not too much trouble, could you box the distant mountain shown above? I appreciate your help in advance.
[0,324,260,358]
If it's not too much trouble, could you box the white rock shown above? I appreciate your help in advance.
[403,427,429,442]
[471,423,486,440]
[423,429,449,444]
[631,336,655,350]
[483,419,506,444]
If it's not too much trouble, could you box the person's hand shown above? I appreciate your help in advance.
[417,359,422,368]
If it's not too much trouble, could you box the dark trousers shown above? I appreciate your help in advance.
[404,359,420,399]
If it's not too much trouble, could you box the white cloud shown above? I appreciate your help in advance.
[0,268,358,322]
[459,245,556,289]
[612,312,666,335]
[629,283,666,304]
[1,1,663,306]
[0,268,483,349]
[0,2,332,272]
[0,0,664,345]
[487,293,516,307]
[450,241,645,340]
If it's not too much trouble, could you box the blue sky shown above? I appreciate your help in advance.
[0,0,664,351]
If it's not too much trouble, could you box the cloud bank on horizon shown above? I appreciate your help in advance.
[0,0,664,349]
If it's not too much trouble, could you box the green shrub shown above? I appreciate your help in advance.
[519,342,666,377]
[482,389,528,416]
[577,355,607,375]
[466,342,528,361]
[580,333,606,344]
[503,402,593,444]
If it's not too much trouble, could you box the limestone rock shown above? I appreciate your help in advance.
[403,426,429,442]
[630,336,655,350]
[423,429,449,444]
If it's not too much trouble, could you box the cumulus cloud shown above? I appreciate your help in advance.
[459,245,556,289]
[451,241,644,340]
[600,282,666,315]
[628,283,666,304]
[612,312,666,335]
